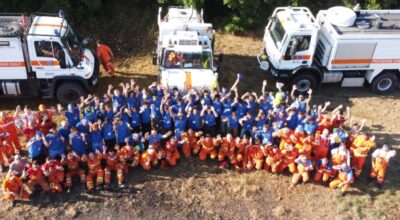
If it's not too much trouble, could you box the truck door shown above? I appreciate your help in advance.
[279,35,312,69]
[31,40,68,78]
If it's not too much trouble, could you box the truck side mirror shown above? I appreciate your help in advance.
[218,53,224,63]
[152,52,157,65]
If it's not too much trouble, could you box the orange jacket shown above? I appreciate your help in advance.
[97,44,113,63]
[2,176,22,192]
[83,154,103,171]
[61,155,81,171]
[119,146,138,162]
[351,136,376,157]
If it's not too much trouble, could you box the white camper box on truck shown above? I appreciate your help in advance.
[0,11,99,103]
[257,6,400,94]
[153,7,221,89]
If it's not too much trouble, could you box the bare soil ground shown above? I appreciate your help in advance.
[1,2,400,219]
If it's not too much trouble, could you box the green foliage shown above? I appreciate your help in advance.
[2,0,400,35]
[0,0,103,25]
[365,0,382,9]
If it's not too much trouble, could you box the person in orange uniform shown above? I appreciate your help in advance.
[291,155,313,185]
[197,135,218,161]
[61,152,86,192]
[0,133,13,172]
[217,133,236,168]
[350,133,376,177]
[295,135,313,159]
[0,111,22,150]
[243,139,265,171]
[265,146,283,173]
[329,163,354,195]
[119,140,140,169]
[26,161,49,192]
[369,144,397,188]
[162,136,180,168]
[181,129,201,157]
[316,116,331,135]
[103,148,125,189]
[330,144,351,177]
[82,151,104,191]
[273,127,295,151]
[140,145,159,170]
[313,158,333,185]
[2,172,31,206]
[96,40,115,76]
[279,144,299,174]
[35,104,55,135]
[42,158,64,192]
[234,135,250,170]
[312,129,330,162]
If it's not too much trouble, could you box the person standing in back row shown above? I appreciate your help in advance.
[96,40,115,77]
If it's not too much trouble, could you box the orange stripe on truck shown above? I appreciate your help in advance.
[31,60,59,66]
[331,59,400,64]
[331,59,370,64]
[0,62,26,67]
[31,23,67,29]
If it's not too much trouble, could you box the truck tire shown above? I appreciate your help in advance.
[0,23,23,37]
[370,72,399,94]
[56,83,86,104]
[292,73,317,93]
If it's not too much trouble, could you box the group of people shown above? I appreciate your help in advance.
[0,78,397,207]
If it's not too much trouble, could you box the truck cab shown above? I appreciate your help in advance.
[0,11,99,103]
[154,7,218,89]
[258,7,319,92]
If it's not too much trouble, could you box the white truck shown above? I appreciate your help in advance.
[0,10,99,103]
[257,6,400,94]
[153,6,221,89]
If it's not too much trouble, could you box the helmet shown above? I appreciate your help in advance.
[38,104,46,111]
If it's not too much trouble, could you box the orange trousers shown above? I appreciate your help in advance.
[66,169,86,188]
[351,156,366,177]
[314,170,331,183]
[4,189,30,201]
[199,149,217,161]
[329,178,351,192]
[48,171,64,192]
[27,176,49,191]
[292,171,310,185]
[86,169,104,190]
[105,165,124,184]
[278,162,297,174]
[264,158,281,173]
[102,61,115,76]
[370,167,386,184]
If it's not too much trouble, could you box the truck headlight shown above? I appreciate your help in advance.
[261,54,267,61]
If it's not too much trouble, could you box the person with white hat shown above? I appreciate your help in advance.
[369,144,397,188]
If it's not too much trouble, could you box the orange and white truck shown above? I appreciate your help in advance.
[258,6,400,94]
[0,10,99,103]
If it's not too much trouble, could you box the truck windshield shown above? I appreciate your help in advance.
[61,27,81,66]
[269,18,286,49]
[163,50,212,69]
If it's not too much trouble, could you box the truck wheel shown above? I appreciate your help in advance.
[56,83,86,104]
[371,72,399,94]
[292,73,317,93]
[0,23,23,37]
